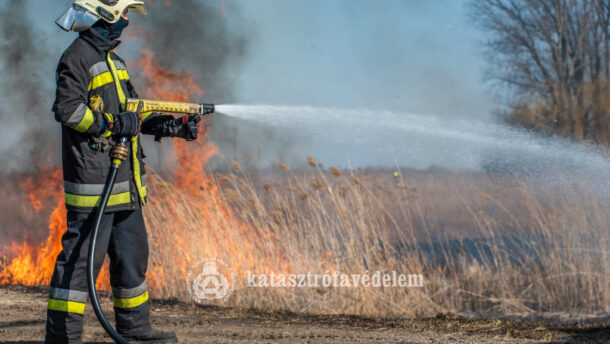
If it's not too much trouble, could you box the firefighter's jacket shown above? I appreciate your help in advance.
[53,28,166,213]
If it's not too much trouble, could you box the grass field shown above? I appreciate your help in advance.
[1,161,609,322]
[139,160,610,321]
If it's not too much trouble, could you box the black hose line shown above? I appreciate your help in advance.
[87,136,130,344]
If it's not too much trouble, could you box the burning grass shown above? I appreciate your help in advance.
[0,163,608,321]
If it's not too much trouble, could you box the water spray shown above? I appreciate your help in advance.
[215,104,610,190]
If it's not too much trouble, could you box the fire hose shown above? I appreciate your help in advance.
[87,100,214,343]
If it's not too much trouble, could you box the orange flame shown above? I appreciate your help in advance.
[0,168,110,290]
[1,1,291,301]
[130,47,288,295]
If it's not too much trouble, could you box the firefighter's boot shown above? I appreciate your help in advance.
[120,328,178,343]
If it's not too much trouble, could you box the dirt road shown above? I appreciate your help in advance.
[0,286,608,344]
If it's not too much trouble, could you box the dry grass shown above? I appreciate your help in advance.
[2,159,606,321]
[140,161,609,321]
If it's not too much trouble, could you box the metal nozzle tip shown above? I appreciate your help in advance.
[201,104,215,115]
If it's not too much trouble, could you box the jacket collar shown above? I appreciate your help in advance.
[80,28,121,54]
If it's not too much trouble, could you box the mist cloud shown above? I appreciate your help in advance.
[0,0,61,172]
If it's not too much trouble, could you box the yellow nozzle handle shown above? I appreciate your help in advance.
[125,98,214,115]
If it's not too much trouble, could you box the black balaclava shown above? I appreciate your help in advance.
[92,17,129,40]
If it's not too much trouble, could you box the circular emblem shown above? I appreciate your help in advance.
[187,258,235,303]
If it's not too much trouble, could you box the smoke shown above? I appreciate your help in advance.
[0,0,64,172]
[0,0,250,173]
[120,0,250,171]
[133,0,247,104]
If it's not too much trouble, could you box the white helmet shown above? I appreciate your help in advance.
[56,0,147,32]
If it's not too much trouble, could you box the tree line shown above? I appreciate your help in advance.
[471,0,610,145]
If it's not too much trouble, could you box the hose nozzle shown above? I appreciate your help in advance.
[200,103,215,115]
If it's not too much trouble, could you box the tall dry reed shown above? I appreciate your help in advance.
[142,163,609,321]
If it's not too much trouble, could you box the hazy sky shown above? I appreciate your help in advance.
[233,0,494,121]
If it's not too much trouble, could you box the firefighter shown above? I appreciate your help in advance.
[47,1,200,343]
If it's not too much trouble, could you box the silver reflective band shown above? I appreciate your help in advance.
[65,103,88,128]
[112,281,148,299]
[55,5,100,32]
[49,287,89,303]
[64,180,131,196]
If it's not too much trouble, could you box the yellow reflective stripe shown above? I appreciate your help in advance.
[108,53,145,205]
[141,111,153,121]
[132,136,146,205]
[88,71,114,91]
[48,299,85,314]
[99,113,114,138]
[117,69,130,80]
[87,70,127,91]
[113,291,149,309]
[65,191,131,208]
[74,108,94,133]
[107,53,127,111]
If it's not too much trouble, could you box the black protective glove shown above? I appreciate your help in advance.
[159,115,202,142]
[111,111,141,137]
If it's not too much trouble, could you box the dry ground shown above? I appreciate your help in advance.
[0,286,608,344]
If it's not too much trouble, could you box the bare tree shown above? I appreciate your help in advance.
[470,0,610,145]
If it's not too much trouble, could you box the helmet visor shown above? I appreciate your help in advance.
[55,5,100,32]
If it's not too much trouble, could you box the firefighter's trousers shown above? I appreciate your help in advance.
[45,209,151,344]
